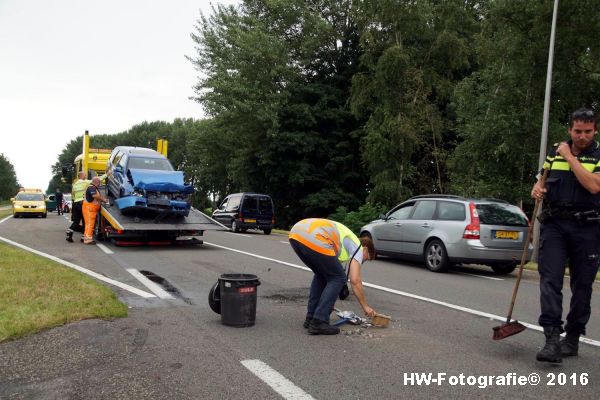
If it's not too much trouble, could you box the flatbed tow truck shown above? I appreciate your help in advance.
[68,131,226,245]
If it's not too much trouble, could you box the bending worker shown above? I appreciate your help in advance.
[531,108,600,363]
[66,171,109,243]
[289,218,376,335]
[82,176,108,245]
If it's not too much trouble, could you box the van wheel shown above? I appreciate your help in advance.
[231,220,240,233]
[263,228,271,235]
[424,239,449,272]
[491,263,517,275]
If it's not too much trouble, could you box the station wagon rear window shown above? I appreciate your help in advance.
[476,203,528,227]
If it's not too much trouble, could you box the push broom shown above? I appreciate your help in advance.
[493,169,548,340]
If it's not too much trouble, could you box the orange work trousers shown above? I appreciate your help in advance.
[82,201,100,241]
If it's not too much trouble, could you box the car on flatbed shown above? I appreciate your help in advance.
[106,146,193,217]
[360,195,532,274]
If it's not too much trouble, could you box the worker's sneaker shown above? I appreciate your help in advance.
[536,327,562,363]
[308,319,339,335]
[560,332,580,357]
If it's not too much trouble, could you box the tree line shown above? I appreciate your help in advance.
[48,0,599,228]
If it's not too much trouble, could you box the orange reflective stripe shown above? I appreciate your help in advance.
[289,233,336,256]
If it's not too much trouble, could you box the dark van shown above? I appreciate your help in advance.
[212,193,275,234]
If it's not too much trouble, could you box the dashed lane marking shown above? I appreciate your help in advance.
[241,360,315,400]
[126,268,174,299]
[0,235,156,298]
[97,243,114,254]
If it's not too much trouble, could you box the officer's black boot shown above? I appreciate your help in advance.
[308,319,340,335]
[66,229,74,243]
[536,327,562,363]
[560,332,580,357]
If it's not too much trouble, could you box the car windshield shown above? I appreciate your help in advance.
[16,193,44,201]
[476,203,528,227]
[128,157,173,171]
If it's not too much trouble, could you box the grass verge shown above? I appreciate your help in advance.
[0,241,128,342]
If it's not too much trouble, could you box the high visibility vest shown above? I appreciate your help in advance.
[289,218,360,262]
[71,174,107,203]
[543,141,600,209]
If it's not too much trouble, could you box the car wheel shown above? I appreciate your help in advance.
[263,228,271,235]
[491,263,517,275]
[231,220,240,233]
[42,212,47,218]
[424,239,449,272]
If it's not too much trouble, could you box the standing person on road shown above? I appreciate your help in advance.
[54,188,64,215]
[82,176,108,245]
[66,171,109,243]
[289,218,377,335]
[531,108,600,363]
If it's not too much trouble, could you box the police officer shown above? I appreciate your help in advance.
[531,108,600,363]
[289,218,376,335]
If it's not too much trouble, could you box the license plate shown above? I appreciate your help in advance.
[494,230,518,240]
[244,218,256,223]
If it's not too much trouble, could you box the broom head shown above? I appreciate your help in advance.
[492,320,526,340]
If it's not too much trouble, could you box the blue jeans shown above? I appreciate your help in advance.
[289,239,346,323]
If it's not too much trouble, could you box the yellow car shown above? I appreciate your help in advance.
[11,189,47,218]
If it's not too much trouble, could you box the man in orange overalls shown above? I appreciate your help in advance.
[82,176,107,244]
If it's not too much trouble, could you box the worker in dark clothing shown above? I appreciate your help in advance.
[54,189,64,215]
[531,108,600,363]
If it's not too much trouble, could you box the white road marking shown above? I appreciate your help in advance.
[457,272,504,281]
[205,242,310,272]
[280,241,289,245]
[227,232,252,238]
[0,215,12,224]
[0,235,156,298]
[241,360,315,400]
[205,241,600,348]
[97,243,114,254]
[126,269,174,299]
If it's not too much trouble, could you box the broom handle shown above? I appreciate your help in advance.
[505,168,549,323]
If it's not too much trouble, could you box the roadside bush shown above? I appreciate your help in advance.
[328,203,388,235]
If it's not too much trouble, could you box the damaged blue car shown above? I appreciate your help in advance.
[106,147,193,217]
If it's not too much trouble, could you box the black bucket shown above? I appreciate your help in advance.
[218,273,261,327]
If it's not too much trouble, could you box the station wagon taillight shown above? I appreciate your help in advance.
[463,202,480,239]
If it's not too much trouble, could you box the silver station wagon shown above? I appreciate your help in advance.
[360,195,533,274]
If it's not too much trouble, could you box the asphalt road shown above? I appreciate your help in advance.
[0,212,599,399]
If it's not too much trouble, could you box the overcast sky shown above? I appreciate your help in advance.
[0,0,236,191]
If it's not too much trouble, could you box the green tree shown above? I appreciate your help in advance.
[0,154,20,201]
[351,0,484,205]
[449,0,600,206]
[189,0,369,227]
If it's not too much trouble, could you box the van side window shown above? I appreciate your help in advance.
[226,195,241,211]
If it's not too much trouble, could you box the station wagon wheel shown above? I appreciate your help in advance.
[491,263,517,275]
[424,239,449,272]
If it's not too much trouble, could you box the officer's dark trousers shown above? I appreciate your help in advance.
[69,201,85,233]
[538,218,600,335]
